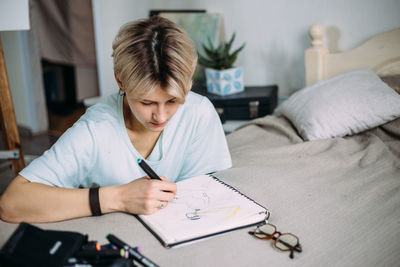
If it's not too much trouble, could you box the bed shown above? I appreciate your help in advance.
[0,25,399,267]
[222,24,400,266]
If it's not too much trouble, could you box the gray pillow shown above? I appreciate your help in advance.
[275,68,400,140]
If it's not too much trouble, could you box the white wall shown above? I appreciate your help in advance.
[0,0,30,31]
[93,0,400,97]
[92,0,150,97]
[1,30,48,133]
[1,0,47,134]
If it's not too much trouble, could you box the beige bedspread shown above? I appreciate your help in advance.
[0,116,399,267]
[217,115,400,266]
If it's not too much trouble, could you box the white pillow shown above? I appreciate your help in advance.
[275,68,400,141]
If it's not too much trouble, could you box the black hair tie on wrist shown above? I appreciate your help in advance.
[89,187,102,216]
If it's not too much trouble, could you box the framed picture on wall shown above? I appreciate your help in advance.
[149,9,206,17]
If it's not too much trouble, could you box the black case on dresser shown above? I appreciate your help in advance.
[192,85,278,122]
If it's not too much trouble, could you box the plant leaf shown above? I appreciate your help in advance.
[198,54,217,68]
[202,44,219,59]
[226,32,236,54]
[207,36,215,50]
[230,43,246,58]
[197,33,245,70]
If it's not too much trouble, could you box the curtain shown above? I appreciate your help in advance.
[33,0,96,67]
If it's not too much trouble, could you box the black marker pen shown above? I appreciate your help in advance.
[106,233,159,267]
[137,158,162,180]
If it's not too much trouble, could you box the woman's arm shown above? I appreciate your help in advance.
[0,175,176,223]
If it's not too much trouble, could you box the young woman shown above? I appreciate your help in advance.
[0,16,231,223]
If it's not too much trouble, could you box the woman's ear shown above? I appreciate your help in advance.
[114,72,124,91]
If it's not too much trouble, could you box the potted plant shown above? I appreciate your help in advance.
[198,33,246,96]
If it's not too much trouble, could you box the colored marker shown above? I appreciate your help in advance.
[137,158,162,180]
[73,249,121,259]
[106,233,159,267]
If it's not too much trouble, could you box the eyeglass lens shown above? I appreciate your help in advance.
[250,223,301,259]
[275,234,298,251]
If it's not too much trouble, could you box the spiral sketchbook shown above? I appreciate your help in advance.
[137,175,269,248]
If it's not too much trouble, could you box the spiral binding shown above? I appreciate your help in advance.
[209,175,270,221]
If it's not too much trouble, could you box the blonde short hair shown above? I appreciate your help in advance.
[112,16,197,103]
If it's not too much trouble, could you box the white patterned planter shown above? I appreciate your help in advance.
[205,67,244,96]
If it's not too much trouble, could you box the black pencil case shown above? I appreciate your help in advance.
[0,222,87,267]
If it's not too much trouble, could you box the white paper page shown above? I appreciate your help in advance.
[140,175,266,243]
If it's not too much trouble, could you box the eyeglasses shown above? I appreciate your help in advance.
[248,223,302,259]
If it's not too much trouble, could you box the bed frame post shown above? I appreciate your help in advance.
[305,24,329,86]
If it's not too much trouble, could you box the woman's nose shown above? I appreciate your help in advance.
[153,105,168,122]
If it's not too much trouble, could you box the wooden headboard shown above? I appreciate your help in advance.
[305,24,400,86]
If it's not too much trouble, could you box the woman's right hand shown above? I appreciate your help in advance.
[114,176,177,215]
[0,175,177,223]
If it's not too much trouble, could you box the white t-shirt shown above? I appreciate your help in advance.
[20,92,232,188]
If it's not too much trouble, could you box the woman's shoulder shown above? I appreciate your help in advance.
[184,91,214,112]
[81,93,121,124]
[172,91,218,129]
[184,91,217,119]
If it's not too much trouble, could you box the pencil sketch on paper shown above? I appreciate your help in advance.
[171,179,242,221]
[171,189,210,220]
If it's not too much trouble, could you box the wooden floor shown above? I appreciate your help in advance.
[47,106,86,138]
[20,106,86,155]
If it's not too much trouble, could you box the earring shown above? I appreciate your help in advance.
[119,89,126,96]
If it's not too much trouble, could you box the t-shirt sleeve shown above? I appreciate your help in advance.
[177,97,232,181]
[19,120,97,188]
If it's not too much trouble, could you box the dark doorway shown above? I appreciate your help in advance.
[42,60,78,115]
